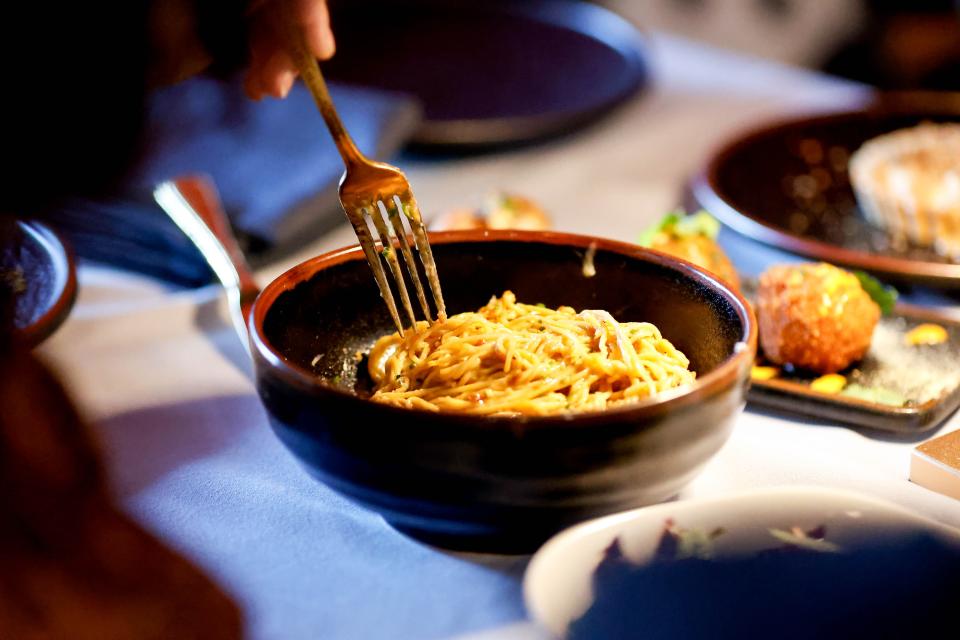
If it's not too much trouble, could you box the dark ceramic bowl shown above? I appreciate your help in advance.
[1,219,77,347]
[249,230,756,552]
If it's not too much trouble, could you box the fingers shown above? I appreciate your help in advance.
[244,14,273,99]
[260,50,297,99]
[296,0,336,60]
[244,0,335,101]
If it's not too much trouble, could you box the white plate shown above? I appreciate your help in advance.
[524,486,960,639]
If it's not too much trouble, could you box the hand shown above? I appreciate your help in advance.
[245,0,336,100]
[148,0,335,99]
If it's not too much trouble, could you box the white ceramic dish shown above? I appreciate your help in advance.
[524,486,960,639]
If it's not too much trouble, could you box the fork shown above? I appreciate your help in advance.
[284,14,446,335]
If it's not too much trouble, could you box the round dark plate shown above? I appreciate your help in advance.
[323,0,647,149]
[1,219,77,347]
[692,92,960,289]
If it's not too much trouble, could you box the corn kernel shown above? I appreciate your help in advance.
[904,323,948,346]
[810,373,847,394]
[751,365,779,381]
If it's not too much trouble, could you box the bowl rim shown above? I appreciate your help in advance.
[248,229,757,427]
[7,219,78,347]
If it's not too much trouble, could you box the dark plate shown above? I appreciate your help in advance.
[692,92,960,289]
[1,219,77,347]
[249,231,755,552]
[743,272,960,432]
[324,0,647,149]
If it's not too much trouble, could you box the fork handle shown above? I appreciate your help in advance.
[283,11,364,168]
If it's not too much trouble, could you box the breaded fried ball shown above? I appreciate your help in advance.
[641,211,741,292]
[649,233,741,292]
[431,193,551,232]
[757,263,880,374]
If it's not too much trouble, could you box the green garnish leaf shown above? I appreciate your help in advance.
[638,210,720,247]
[675,210,721,239]
[853,271,898,315]
[673,526,722,560]
[1,268,27,294]
[841,383,908,407]
[638,211,681,247]
[380,247,392,259]
[769,528,841,553]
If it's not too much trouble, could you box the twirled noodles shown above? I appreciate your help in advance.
[368,291,695,416]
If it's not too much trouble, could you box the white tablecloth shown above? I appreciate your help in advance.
[39,33,960,640]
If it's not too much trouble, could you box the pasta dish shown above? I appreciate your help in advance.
[368,291,695,416]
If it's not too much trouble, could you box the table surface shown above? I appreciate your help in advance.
[39,32,960,640]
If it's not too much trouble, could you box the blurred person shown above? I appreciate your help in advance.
[0,1,334,637]
[2,0,335,216]
[603,0,960,89]
[823,0,960,89]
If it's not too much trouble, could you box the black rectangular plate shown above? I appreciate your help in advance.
[748,303,960,433]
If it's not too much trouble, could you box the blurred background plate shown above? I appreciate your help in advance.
[324,0,648,149]
[692,92,960,289]
[1,219,77,347]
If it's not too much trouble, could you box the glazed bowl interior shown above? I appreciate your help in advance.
[257,231,750,406]
[250,230,755,552]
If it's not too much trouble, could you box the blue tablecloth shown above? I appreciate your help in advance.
[101,384,528,639]
[37,31,960,640]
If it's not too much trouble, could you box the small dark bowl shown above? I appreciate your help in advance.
[250,231,756,553]
[1,219,77,347]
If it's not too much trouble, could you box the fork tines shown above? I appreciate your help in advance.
[350,194,446,336]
